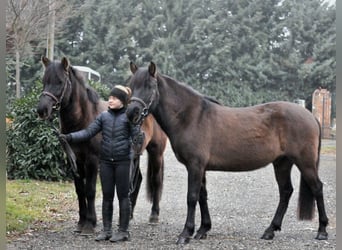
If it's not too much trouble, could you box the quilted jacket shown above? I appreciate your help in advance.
[69,107,140,162]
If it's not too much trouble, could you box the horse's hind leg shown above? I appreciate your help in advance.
[313,178,329,240]
[194,173,211,240]
[262,157,293,240]
[297,165,328,240]
[146,146,165,224]
[129,158,142,219]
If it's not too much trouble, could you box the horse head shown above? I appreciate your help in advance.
[126,62,159,125]
[37,56,73,120]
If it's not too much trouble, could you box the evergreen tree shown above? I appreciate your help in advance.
[7,0,335,109]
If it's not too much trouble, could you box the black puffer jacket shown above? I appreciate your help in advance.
[69,107,140,162]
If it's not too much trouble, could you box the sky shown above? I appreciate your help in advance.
[324,0,336,6]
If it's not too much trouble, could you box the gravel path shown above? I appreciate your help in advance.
[7,140,336,250]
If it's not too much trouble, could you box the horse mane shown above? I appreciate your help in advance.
[204,95,222,105]
[159,74,221,106]
[69,66,100,105]
[159,74,201,97]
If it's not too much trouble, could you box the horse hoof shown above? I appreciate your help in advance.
[261,232,274,240]
[80,225,95,236]
[194,232,207,240]
[176,236,190,245]
[80,230,94,236]
[149,215,159,224]
[74,224,83,233]
[315,232,328,240]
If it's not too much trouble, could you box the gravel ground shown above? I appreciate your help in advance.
[7,140,336,250]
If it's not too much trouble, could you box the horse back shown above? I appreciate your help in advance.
[213,101,319,138]
[201,101,319,171]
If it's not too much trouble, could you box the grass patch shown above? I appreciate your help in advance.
[6,180,77,239]
[321,145,336,155]
[321,146,336,155]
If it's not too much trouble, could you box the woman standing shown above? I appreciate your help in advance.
[60,85,143,242]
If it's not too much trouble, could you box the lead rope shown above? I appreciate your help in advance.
[129,154,141,197]
[129,121,143,197]
[46,110,79,179]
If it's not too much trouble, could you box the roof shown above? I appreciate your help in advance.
[73,66,101,78]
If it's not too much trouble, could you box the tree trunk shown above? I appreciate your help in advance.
[46,0,55,60]
[15,49,21,99]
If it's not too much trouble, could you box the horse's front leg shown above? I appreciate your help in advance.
[71,158,87,233]
[194,173,211,240]
[80,157,98,235]
[177,167,204,245]
[73,174,87,233]
[262,160,293,240]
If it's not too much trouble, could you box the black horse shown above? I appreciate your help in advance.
[37,57,167,235]
[126,62,329,244]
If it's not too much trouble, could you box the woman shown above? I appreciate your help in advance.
[60,85,143,242]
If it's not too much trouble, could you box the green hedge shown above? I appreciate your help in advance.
[6,80,109,181]
[6,81,72,181]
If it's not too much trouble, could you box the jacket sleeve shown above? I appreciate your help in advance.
[69,114,103,143]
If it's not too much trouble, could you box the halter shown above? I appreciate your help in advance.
[40,72,71,111]
[129,88,156,125]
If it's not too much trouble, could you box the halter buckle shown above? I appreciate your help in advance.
[142,108,149,117]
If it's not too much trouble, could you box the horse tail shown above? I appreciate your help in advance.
[146,152,164,203]
[297,118,321,220]
[298,178,315,220]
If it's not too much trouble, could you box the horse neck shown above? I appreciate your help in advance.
[153,75,201,137]
[59,80,97,132]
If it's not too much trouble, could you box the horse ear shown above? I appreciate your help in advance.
[149,62,157,78]
[130,61,138,74]
[41,56,51,67]
[61,57,70,71]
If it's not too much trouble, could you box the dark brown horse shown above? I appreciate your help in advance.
[36,57,167,235]
[126,62,329,244]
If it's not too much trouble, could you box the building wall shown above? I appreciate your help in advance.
[312,88,332,139]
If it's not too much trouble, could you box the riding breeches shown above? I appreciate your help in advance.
[99,160,131,203]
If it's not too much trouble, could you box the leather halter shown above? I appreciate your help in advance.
[40,72,71,111]
[129,88,156,125]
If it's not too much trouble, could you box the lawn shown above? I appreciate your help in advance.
[321,145,336,155]
[6,179,77,239]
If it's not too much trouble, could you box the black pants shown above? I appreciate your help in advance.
[100,160,131,202]
[99,160,131,231]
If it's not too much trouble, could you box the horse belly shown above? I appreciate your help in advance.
[207,158,272,172]
[208,142,279,172]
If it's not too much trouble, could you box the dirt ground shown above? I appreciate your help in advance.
[7,140,336,250]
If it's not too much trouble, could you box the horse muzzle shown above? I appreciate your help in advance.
[36,96,55,120]
[126,104,143,125]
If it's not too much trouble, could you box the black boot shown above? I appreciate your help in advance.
[110,198,131,242]
[95,200,113,241]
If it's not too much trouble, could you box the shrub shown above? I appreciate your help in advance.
[6,81,72,181]
[88,80,111,99]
